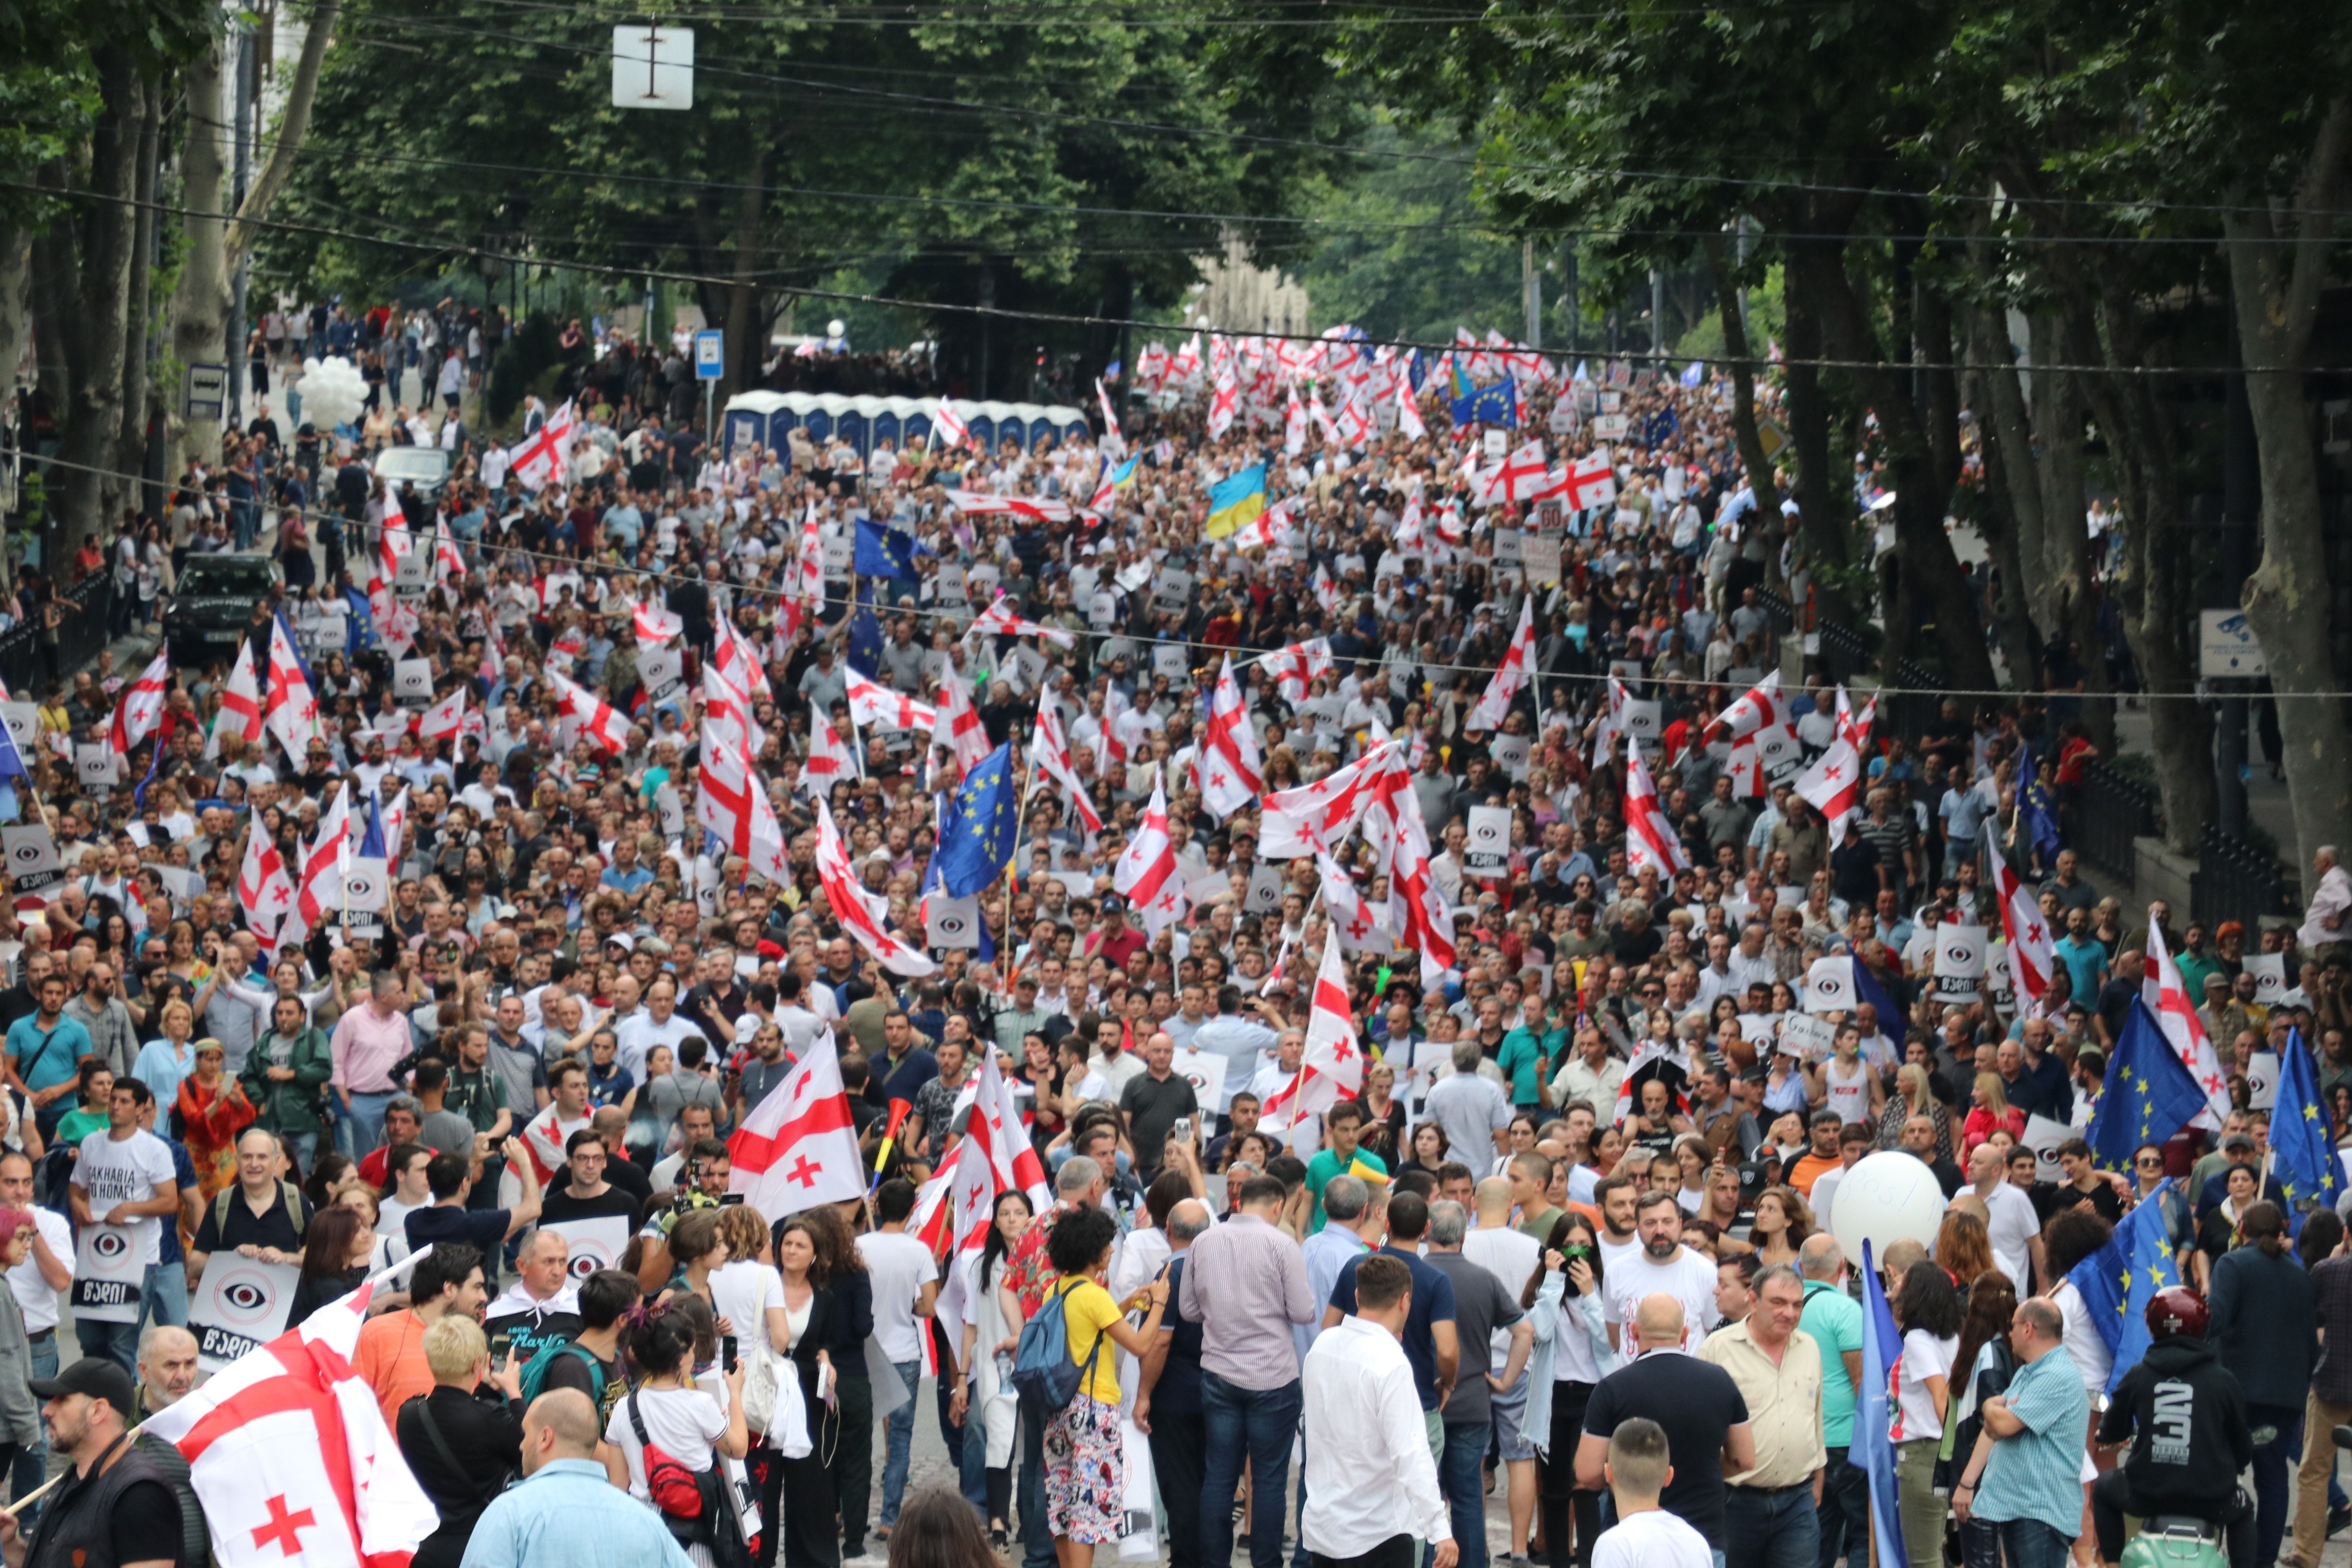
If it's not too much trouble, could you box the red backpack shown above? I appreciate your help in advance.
[626,1389,705,1519]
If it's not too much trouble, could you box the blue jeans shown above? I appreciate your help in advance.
[142,1260,188,1329]
[1994,1518,2073,1568]
[881,1358,920,1527]
[958,1385,988,1517]
[1815,1447,1869,1568]
[9,1332,55,1513]
[1203,1372,1304,1568]
[82,1312,141,1376]
[1019,1405,1052,1568]
[1437,1422,1490,1568]
[2252,1400,2304,1568]
[343,1091,395,1159]
[1725,1484,1821,1568]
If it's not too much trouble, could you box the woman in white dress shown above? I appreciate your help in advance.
[955,1189,1033,1549]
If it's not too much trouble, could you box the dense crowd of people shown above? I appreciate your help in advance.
[6,303,2352,1568]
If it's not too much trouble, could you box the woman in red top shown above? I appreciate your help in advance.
[1960,1070,2025,1155]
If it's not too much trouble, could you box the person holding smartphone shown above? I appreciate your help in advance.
[1524,1214,1621,1568]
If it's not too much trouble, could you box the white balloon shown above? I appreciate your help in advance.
[296,354,369,431]
[1828,1151,1948,1269]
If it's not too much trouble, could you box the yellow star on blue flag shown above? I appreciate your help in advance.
[935,741,1019,897]
[2064,1175,2183,1393]
[2272,1024,2345,1234]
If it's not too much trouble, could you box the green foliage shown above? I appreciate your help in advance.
[485,310,563,426]
[1288,116,1527,343]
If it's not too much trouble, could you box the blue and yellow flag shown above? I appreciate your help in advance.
[1107,454,1140,494]
[1205,463,1266,539]
[2085,999,2207,1171]
[2274,1025,2344,1231]
[2065,1178,2181,1390]
[935,741,1019,896]
[1448,378,1519,429]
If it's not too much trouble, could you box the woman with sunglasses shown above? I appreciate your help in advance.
[2130,1140,2192,1259]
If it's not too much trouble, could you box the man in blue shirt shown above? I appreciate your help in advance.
[1958,1296,2093,1568]
[6,973,93,1142]
[460,1388,696,1568]
[1323,1192,1460,1444]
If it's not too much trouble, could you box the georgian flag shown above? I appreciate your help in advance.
[262,616,326,768]
[2143,922,2230,1127]
[287,783,350,947]
[1311,564,1341,616]
[1713,671,1787,739]
[1198,656,1264,821]
[547,670,632,756]
[504,397,577,491]
[633,600,684,647]
[932,398,971,451]
[433,515,466,583]
[1794,692,1866,846]
[1991,855,2054,1004]
[1308,387,1341,446]
[730,1030,871,1217]
[416,686,466,745]
[944,490,1073,523]
[236,826,296,955]
[509,1100,593,1190]
[1113,777,1187,939]
[1472,440,1550,508]
[1259,937,1366,1134]
[1466,597,1534,731]
[812,799,937,977]
[1317,853,1392,955]
[1284,385,1309,455]
[1258,739,1402,859]
[802,706,855,800]
[1396,376,1426,439]
[782,503,824,642]
[206,640,264,759]
[968,597,1077,649]
[139,1271,440,1568]
[1263,637,1334,706]
[1222,495,1298,554]
[1095,377,1124,451]
[1207,365,1241,440]
[932,664,991,777]
[1168,332,1202,383]
[1029,693,1103,836]
[108,651,170,757]
[713,612,773,702]
[1566,447,1617,512]
[958,1047,1051,1209]
[697,712,758,859]
[1624,733,1690,875]
[1357,743,1457,984]
[846,669,937,733]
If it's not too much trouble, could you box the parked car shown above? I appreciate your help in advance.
[162,553,281,667]
[371,444,451,501]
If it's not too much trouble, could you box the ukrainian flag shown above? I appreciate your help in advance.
[1205,463,1266,539]
[1107,453,1140,494]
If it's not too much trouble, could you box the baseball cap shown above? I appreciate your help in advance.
[30,1357,136,1417]
[2223,1133,2257,1153]
[606,933,636,953]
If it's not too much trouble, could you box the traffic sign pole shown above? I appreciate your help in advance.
[695,327,724,452]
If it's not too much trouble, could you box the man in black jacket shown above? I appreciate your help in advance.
[2092,1286,2254,1568]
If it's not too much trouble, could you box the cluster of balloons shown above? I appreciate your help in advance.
[294,356,369,432]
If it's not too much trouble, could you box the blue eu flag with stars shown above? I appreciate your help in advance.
[2065,1177,2181,1391]
[935,742,1019,897]
[2018,736,2063,866]
[1448,378,1519,430]
[2272,1025,2344,1232]
[1851,1240,1908,1568]
[845,603,884,679]
[855,516,921,581]
[2086,999,2207,1172]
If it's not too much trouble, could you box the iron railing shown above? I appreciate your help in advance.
[0,575,112,699]
[2191,824,2301,932]
[2074,759,2158,882]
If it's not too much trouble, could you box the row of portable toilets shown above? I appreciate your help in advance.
[720,392,1088,466]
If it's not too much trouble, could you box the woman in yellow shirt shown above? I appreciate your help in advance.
[1043,1205,1168,1568]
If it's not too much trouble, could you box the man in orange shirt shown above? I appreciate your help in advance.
[1785,1108,1846,1200]
[352,1242,488,1428]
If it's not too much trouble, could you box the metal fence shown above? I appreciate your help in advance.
[2191,824,2302,932]
[1817,618,1874,688]
[1756,588,1798,639]
[2073,760,2158,882]
[0,576,113,698]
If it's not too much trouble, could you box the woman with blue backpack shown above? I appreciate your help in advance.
[1020,1205,1169,1568]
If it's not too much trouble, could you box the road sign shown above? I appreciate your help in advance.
[184,363,228,421]
[612,25,693,109]
[2198,609,2267,677]
[695,329,724,381]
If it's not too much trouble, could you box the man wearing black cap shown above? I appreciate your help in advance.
[0,1357,183,1568]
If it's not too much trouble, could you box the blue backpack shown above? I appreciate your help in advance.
[1011,1279,1104,1418]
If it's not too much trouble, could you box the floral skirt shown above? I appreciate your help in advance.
[1042,1392,1125,1544]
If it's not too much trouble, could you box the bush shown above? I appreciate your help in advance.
[486,311,564,429]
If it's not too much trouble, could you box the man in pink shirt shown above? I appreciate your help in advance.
[332,969,415,1157]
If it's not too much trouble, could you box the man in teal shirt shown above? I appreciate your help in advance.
[1302,1100,1387,1234]
[1961,1296,2093,1568]
[1798,1234,1866,1568]
[5,973,94,1143]
[1497,1011,1559,1112]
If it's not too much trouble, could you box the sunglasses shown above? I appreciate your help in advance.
[2136,1156,2165,1168]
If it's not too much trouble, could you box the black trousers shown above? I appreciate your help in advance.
[1313,1535,1417,1568]
[835,1374,875,1556]
[2090,1470,2253,1568]
[761,1401,843,1568]
[1541,1381,1602,1568]
[1148,1406,1208,1568]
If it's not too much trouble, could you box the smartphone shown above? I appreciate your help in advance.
[488,1330,513,1362]
[719,1192,746,1206]
[1174,1117,1192,1141]
[722,1334,739,1374]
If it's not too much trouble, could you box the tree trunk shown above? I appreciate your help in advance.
[1964,372,2045,688]
[1793,241,1996,690]
[54,50,144,557]
[1778,250,1844,596]
[225,0,339,274]
[722,136,769,404]
[170,41,232,468]
[1704,232,1804,608]
[0,227,29,441]
[118,75,161,517]
[2221,94,2352,897]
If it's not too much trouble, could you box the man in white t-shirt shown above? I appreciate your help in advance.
[66,1078,181,1374]
[1464,1176,1546,1563]
[856,1177,941,1550]
[1592,1416,1717,1568]
[1960,1142,2043,1292]
[1601,1192,1722,1353]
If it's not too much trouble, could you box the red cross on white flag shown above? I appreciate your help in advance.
[730,1030,869,1218]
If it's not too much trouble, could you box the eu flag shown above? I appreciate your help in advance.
[1851,1241,1908,1568]
[2272,1026,2344,1232]
[845,603,884,679]
[855,516,920,580]
[2064,1179,2181,1390]
[935,741,1019,897]
[2086,1000,2206,1171]
[1448,378,1519,429]
[2018,736,2062,866]
[1644,407,1681,447]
